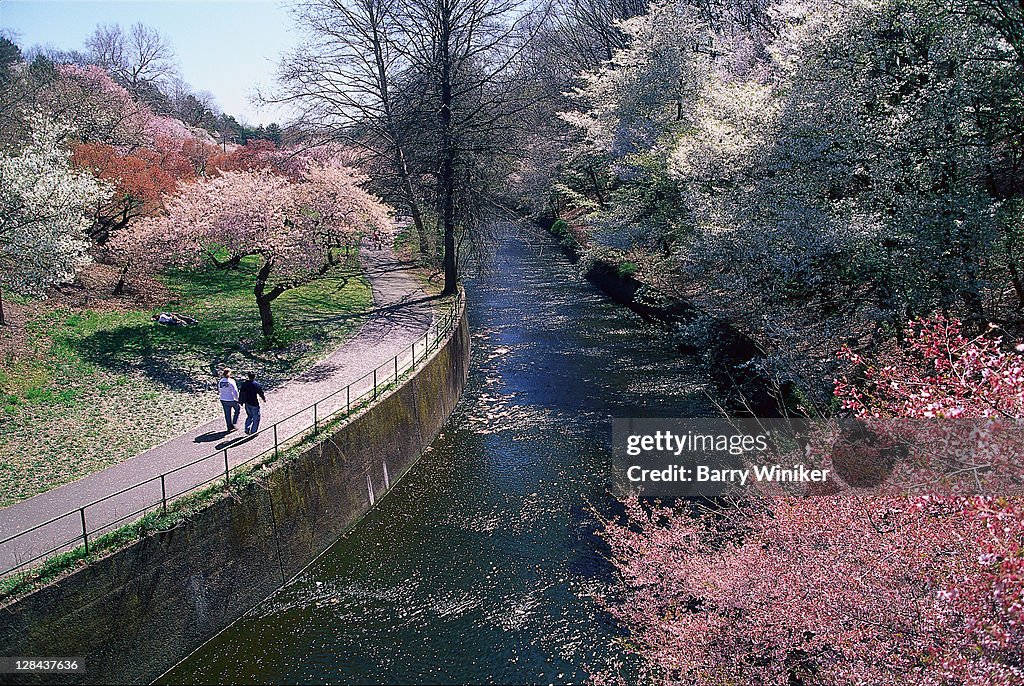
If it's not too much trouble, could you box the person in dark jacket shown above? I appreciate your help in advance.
[239,371,267,435]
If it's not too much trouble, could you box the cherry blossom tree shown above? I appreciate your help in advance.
[600,316,1024,685]
[0,116,112,324]
[835,316,1024,421]
[115,166,391,337]
[599,493,1023,686]
[48,64,153,149]
[556,0,1024,401]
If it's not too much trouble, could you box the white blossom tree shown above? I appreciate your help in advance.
[559,0,1021,396]
[0,116,112,325]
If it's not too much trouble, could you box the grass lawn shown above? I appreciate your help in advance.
[393,224,444,296]
[0,257,371,507]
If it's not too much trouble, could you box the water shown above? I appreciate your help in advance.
[162,227,713,684]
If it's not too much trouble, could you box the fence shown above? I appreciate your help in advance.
[0,288,465,579]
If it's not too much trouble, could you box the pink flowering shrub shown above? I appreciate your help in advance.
[834,316,1024,419]
[600,317,1024,685]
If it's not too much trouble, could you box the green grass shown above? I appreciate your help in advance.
[393,224,423,257]
[0,257,372,507]
[616,260,638,278]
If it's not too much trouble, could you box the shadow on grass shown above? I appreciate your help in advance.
[70,321,238,393]
[65,259,380,393]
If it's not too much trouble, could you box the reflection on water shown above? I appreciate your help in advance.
[162,227,713,684]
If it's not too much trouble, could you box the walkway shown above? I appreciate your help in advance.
[0,243,437,575]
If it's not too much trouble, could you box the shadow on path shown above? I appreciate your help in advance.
[194,430,230,443]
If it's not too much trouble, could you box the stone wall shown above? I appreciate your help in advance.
[0,301,471,685]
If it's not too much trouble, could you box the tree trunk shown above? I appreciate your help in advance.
[212,253,244,270]
[253,257,277,338]
[0,284,6,326]
[440,151,457,295]
[367,6,429,260]
[112,261,130,296]
[588,165,605,206]
[1011,263,1024,311]
[957,225,986,329]
[396,146,430,257]
[257,296,275,338]
[438,11,458,296]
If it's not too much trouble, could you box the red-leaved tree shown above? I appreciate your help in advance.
[71,142,177,244]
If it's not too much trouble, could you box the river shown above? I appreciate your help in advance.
[161,227,714,684]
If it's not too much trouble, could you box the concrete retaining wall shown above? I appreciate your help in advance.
[0,300,471,685]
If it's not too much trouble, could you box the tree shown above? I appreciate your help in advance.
[71,142,178,244]
[167,77,218,130]
[0,48,58,150]
[208,139,279,173]
[599,316,1024,685]
[275,0,538,291]
[264,123,283,145]
[0,37,20,80]
[47,64,154,149]
[145,114,219,178]
[600,493,1024,685]
[555,0,1024,399]
[116,166,391,336]
[398,0,541,293]
[2,57,155,153]
[273,0,435,257]
[85,22,177,102]
[0,117,112,324]
[214,113,241,151]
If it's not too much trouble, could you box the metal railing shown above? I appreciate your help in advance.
[0,287,465,579]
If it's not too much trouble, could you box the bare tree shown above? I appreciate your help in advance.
[273,0,540,293]
[270,0,433,256]
[168,77,218,129]
[85,22,177,99]
[554,0,647,68]
[394,0,542,292]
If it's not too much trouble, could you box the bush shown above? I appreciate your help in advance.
[616,261,638,278]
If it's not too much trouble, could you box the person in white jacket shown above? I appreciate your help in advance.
[218,368,241,432]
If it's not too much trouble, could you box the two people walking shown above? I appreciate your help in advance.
[218,368,266,435]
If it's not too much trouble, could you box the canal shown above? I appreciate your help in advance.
[162,226,713,684]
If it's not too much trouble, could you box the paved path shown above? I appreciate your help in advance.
[0,244,438,575]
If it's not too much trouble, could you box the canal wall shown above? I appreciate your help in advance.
[539,216,792,416]
[0,298,471,686]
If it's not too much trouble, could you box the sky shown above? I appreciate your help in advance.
[0,1,301,125]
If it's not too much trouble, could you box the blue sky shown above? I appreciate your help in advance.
[0,1,300,125]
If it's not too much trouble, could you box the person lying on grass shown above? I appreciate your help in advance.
[152,312,197,327]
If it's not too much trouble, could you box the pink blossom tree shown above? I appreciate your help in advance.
[835,316,1024,420]
[114,166,390,337]
[600,493,1023,686]
[600,316,1024,685]
[49,65,153,149]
